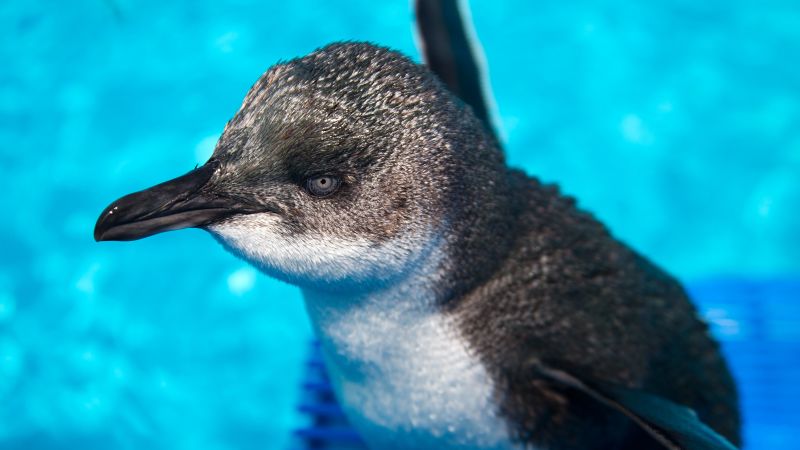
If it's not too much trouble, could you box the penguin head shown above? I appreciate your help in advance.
[94,43,506,291]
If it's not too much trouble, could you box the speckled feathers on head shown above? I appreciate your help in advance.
[204,43,514,284]
[215,42,502,176]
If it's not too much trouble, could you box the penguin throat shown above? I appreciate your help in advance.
[301,229,448,314]
[208,213,454,294]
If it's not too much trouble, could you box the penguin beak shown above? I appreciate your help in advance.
[94,160,259,242]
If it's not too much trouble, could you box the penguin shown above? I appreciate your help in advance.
[94,2,741,449]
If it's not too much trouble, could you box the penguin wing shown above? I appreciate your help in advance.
[529,361,738,450]
[414,0,496,140]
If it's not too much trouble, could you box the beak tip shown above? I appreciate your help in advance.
[94,213,110,242]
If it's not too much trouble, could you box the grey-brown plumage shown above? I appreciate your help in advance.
[94,36,740,450]
[447,169,741,448]
[412,3,741,445]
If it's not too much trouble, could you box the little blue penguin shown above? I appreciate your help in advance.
[94,2,740,449]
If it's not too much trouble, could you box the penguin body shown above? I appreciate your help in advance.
[94,10,740,450]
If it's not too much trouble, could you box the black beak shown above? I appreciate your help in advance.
[94,160,258,242]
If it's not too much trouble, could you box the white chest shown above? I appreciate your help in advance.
[303,290,518,450]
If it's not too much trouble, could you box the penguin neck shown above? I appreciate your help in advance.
[301,234,448,339]
[299,206,517,372]
[299,238,456,422]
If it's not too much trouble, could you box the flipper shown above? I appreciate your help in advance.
[530,362,738,450]
[414,0,497,140]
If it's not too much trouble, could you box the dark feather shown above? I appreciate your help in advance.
[415,0,496,139]
[530,361,738,450]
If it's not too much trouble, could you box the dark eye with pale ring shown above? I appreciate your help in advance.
[305,175,341,197]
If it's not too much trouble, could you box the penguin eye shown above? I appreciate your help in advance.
[305,175,341,197]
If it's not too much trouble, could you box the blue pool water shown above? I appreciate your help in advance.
[1,0,798,449]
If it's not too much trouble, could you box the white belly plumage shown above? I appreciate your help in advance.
[304,289,520,450]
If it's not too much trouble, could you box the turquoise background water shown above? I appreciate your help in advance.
[1,0,798,449]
